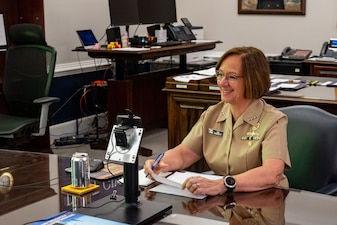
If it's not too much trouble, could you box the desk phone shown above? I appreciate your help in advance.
[281,46,312,60]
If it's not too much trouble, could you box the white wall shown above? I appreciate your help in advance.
[44,0,337,65]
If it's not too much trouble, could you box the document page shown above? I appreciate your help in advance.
[150,171,222,199]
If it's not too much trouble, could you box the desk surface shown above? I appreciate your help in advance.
[74,41,221,61]
[1,149,337,225]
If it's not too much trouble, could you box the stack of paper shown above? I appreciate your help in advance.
[150,171,222,199]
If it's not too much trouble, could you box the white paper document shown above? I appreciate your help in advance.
[159,214,228,225]
[150,171,222,199]
[173,74,211,83]
[193,67,216,76]
[119,169,171,187]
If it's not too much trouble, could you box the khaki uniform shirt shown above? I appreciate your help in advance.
[182,99,291,187]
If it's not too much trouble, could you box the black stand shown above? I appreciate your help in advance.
[76,112,171,224]
[77,154,172,225]
[124,158,140,205]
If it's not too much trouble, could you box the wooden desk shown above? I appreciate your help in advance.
[78,41,221,129]
[85,41,221,79]
[303,59,337,77]
[2,149,337,225]
[163,74,337,149]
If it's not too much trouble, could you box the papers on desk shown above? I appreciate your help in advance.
[112,47,150,51]
[172,67,215,82]
[173,74,211,82]
[150,171,222,199]
[194,67,216,76]
[118,169,172,187]
[270,78,307,91]
[159,214,228,225]
[307,57,337,62]
[191,40,218,43]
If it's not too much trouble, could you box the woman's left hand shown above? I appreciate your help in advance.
[182,176,225,196]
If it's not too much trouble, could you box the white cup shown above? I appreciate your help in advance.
[155,29,167,43]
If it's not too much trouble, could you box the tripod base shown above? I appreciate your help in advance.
[76,195,172,225]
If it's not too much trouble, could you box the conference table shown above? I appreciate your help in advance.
[1,149,337,225]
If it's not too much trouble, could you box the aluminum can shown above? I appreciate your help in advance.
[71,152,90,188]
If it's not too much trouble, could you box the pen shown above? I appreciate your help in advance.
[309,80,318,86]
[146,152,165,177]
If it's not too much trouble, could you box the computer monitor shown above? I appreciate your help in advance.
[138,0,177,25]
[108,0,139,27]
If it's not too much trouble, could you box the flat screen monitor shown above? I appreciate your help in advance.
[108,0,139,26]
[138,0,177,24]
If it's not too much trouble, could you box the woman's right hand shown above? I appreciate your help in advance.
[143,158,169,179]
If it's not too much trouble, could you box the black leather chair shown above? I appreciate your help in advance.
[0,23,59,147]
[279,105,337,195]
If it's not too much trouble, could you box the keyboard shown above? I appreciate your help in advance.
[152,40,182,47]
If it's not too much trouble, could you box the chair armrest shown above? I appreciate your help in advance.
[33,96,60,104]
[32,97,60,136]
[316,183,337,195]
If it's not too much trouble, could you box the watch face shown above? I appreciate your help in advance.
[226,177,235,186]
[225,176,236,190]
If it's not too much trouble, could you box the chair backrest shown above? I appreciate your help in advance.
[279,105,337,192]
[2,24,57,118]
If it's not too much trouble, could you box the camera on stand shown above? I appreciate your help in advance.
[114,110,142,149]
[105,109,143,205]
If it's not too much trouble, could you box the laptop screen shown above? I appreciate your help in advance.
[76,30,98,48]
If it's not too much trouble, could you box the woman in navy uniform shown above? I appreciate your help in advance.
[144,46,291,196]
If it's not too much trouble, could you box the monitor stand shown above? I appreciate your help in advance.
[76,195,172,225]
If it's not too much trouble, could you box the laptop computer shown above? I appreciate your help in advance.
[76,29,98,49]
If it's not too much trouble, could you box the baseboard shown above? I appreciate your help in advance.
[49,113,108,144]
[54,59,111,78]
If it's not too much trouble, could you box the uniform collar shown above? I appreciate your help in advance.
[216,99,264,126]
[242,99,264,126]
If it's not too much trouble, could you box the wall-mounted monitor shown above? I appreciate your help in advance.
[138,0,177,25]
[108,0,139,27]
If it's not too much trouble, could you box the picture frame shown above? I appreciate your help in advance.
[238,0,306,15]
[0,13,7,49]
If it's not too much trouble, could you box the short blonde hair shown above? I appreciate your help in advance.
[216,46,271,99]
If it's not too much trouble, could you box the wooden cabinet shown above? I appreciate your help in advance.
[163,77,221,172]
[165,90,220,149]
[304,60,337,78]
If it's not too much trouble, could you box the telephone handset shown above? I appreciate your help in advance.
[166,24,196,42]
[320,40,337,58]
[281,46,312,60]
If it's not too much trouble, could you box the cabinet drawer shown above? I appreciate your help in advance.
[311,65,337,78]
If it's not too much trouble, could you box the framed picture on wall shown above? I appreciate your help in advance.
[0,13,7,50]
[238,0,306,15]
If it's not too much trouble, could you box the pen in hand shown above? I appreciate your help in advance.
[146,152,165,177]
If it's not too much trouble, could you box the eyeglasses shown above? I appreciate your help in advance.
[215,70,244,82]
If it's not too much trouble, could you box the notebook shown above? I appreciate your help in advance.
[76,29,98,49]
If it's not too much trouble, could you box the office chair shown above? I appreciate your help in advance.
[279,105,337,195]
[0,23,59,148]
